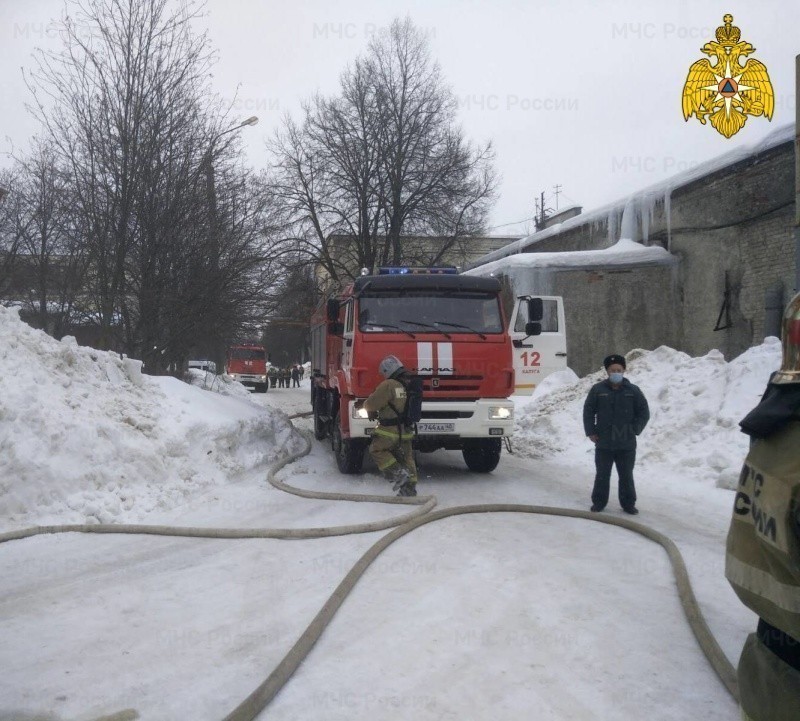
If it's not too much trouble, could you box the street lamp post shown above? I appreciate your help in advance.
[202,116,259,372]
[204,115,259,234]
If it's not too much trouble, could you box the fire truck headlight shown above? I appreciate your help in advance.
[488,406,512,420]
[352,403,370,419]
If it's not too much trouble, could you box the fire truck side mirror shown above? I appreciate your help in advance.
[326,299,340,322]
[527,297,544,322]
[326,299,343,335]
[525,321,542,337]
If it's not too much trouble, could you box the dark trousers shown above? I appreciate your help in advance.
[592,448,637,509]
[758,618,800,671]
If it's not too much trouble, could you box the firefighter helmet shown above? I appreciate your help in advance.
[379,355,405,379]
[772,291,800,385]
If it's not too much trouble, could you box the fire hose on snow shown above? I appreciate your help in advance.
[0,415,739,721]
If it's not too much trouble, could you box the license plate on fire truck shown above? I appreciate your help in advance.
[417,422,455,433]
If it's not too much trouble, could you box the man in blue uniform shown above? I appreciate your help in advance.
[583,353,650,514]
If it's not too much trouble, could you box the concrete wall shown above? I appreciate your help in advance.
[665,143,795,361]
[551,265,680,375]
[488,139,796,376]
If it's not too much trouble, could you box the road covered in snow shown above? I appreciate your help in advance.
[0,305,782,720]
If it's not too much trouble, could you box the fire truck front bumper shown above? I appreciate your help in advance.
[349,399,514,439]
[230,373,268,388]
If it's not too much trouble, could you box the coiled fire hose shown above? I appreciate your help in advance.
[0,418,738,720]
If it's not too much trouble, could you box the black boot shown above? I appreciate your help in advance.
[383,466,411,491]
[397,481,417,497]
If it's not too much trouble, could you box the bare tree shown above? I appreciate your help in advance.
[10,141,87,337]
[269,16,497,285]
[308,58,388,274]
[171,163,280,369]
[21,0,280,371]
[262,262,319,365]
[368,18,496,263]
[270,116,345,287]
[0,167,24,300]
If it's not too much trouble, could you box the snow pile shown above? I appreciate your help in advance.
[532,367,581,400]
[0,306,304,528]
[184,368,253,398]
[513,338,782,487]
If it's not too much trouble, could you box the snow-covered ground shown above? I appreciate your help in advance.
[0,306,782,720]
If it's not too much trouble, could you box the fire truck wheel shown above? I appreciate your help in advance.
[312,389,328,441]
[313,408,327,440]
[462,438,502,473]
[331,413,365,474]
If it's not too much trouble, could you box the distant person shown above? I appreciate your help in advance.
[277,368,285,389]
[291,365,300,388]
[363,355,418,497]
[725,292,800,721]
[268,366,277,389]
[583,353,650,514]
[299,365,305,381]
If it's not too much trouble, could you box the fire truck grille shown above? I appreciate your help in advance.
[421,410,475,419]
[422,376,482,394]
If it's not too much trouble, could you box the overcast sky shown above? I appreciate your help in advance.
[2,0,798,237]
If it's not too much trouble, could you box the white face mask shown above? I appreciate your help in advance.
[608,372,624,384]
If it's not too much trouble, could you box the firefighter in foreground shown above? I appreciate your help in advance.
[363,355,418,497]
[725,292,800,721]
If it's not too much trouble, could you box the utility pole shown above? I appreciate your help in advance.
[534,190,552,231]
[553,184,562,211]
[202,116,259,372]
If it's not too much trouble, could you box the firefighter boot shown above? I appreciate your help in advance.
[397,480,417,497]
[385,465,411,492]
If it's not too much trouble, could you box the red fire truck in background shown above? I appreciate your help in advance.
[310,267,543,474]
[225,343,269,392]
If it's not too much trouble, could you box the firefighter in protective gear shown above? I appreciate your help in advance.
[725,291,800,721]
[363,355,418,497]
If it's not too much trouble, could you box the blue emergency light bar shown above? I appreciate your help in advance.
[377,266,458,275]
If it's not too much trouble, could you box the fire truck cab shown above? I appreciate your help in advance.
[310,267,543,475]
[508,295,568,395]
[225,344,269,393]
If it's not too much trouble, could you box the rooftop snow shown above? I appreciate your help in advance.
[469,122,795,269]
[464,238,676,277]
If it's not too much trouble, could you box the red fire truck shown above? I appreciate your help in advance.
[225,343,269,392]
[310,267,543,474]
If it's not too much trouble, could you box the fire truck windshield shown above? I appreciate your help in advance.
[358,292,503,334]
[229,347,265,360]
